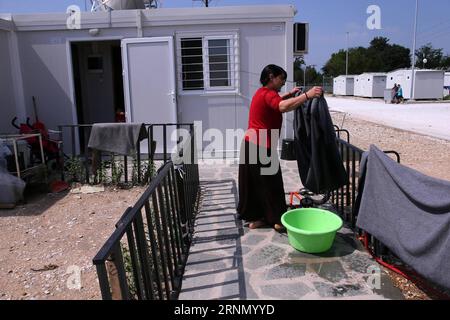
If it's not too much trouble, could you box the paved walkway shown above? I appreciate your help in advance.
[327,96,450,141]
[178,159,404,300]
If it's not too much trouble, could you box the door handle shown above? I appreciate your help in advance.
[168,91,176,104]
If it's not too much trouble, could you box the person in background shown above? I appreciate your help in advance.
[115,108,126,122]
[237,64,323,232]
[391,83,399,104]
[396,84,404,104]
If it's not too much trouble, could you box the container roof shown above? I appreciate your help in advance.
[358,72,387,76]
[0,5,297,31]
[388,68,445,74]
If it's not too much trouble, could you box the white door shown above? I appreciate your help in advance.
[122,37,177,156]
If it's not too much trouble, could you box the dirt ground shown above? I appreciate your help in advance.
[331,112,450,300]
[0,185,145,300]
[1,114,449,300]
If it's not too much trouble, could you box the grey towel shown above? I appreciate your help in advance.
[355,145,450,290]
[88,123,148,156]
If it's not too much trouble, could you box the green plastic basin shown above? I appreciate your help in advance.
[281,208,343,253]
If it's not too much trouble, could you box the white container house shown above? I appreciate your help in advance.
[386,69,445,100]
[0,5,298,156]
[444,72,450,97]
[354,73,387,98]
[333,75,355,96]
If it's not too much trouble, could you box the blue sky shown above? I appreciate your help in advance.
[1,0,449,69]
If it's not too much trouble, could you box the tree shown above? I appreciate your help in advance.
[441,55,450,71]
[349,47,373,74]
[367,37,411,72]
[322,49,347,77]
[322,47,371,76]
[322,37,411,77]
[305,66,323,85]
[386,44,411,71]
[415,43,444,69]
[369,37,390,52]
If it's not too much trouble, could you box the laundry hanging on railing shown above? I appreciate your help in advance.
[355,145,450,290]
[88,123,148,156]
[293,95,348,194]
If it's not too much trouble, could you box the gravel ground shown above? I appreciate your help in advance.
[331,111,450,300]
[331,111,450,181]
[0,186,145,300]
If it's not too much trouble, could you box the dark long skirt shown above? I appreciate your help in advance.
[237,140,287,226]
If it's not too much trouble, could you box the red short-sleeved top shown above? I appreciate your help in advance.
[244,87,283,149]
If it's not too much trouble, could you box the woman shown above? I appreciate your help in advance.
[237,64,323,231]
[396,85,404,104]
[391,84,398,104]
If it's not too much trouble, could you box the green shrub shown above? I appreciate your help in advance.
[66,157,85,183]
[94,160,108,185]
[132,158,156,186]
[120,243,138,299]
[111,156,124,185]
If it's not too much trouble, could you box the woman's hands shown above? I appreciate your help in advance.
[281,87,302,100]
[278,86,324,113]
[289,87,302,97]
[306,86,323,99]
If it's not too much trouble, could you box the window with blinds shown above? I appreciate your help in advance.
[178,33,239,94]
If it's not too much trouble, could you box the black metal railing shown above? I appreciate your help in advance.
[92,123,199,300]
[331,137,400,227]
[334,127,350,143]
[331,132,400,261]
[147,123,197,163]
[147,123,199,233]
[57,123,196,185]
[58,124,149,184]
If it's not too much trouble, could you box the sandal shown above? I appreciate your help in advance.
[274,224,286,233]
[249,220,267,229]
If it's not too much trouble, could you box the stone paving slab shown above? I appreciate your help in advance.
[178,159,404,300]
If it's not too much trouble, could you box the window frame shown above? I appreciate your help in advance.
[176,31,240,96]
[179,37,205,92]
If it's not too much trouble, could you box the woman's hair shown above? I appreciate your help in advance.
[260,64,287,86]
